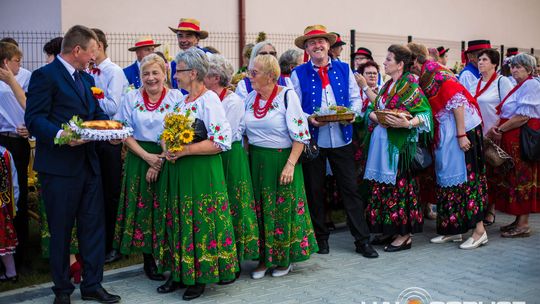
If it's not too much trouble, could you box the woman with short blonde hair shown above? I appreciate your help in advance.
[244,54,318,279]
[114,52,183,282]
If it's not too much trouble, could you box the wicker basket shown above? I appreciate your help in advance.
[483,138,513,167]
[315,112,355,122]
[374,110,413,125]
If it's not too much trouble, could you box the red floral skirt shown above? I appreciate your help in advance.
[0,205,18,255]
[495,118,540,215]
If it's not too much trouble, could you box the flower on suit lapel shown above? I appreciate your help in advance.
[91,87,104,99]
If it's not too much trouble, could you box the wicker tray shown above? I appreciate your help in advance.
[315,112,355,122]
[483,138,513,167]
[374,110,412,125]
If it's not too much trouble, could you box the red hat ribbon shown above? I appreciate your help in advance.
[178,22,200,31]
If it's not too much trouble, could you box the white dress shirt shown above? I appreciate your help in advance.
[176,90,232,151]
[15,67,31,92]
[500,78,540,119]
[290,60,362,149]
[473,75,514,134]
[222,92,245,142]
[458,69,478,94]
[90,58,129,118]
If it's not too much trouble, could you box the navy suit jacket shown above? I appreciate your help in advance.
[123,61,140,88]
[24,57,108,177]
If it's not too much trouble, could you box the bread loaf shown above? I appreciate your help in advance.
[81,120,123,130]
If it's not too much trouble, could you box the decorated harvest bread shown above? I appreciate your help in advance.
[81,120,123,130]
[378,109,413,119]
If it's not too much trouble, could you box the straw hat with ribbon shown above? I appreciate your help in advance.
[128,36,161,52]
[294,25,337,49]
[168,18,208,40]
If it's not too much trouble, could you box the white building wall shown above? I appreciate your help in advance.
[0,0,62,32]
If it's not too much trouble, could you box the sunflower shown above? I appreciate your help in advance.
[180,129,195,144]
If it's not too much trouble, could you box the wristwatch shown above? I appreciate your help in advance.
[408,120,413,129]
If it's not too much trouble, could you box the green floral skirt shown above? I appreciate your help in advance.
[221,141,259,262]
[113,141,163,255]
[156,154,239,285]
[249,145,318,268]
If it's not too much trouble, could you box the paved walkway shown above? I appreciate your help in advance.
[2,213,539,304]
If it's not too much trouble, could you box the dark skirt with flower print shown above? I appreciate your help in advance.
[495,118,540,215]
[366,168,424,236]
[436,125,488,235]
[249,145,318,268]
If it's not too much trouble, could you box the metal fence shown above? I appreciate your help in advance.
[2,31,538,73]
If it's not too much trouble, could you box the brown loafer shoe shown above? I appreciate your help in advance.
[501,226,531,238]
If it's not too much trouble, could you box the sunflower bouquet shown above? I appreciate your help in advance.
[161,112,195,153]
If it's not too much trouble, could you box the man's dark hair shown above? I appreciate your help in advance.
[91,28,108,51]
[43,37,63,56]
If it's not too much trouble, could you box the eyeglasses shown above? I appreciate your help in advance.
[364,72,378,76]
[258,51,277,56]
[248,69,260,77]
[176,68,192,73]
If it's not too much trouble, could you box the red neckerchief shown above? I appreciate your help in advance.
[90,67,101,76]
[496,75,533,115]
[253,85,278,119]
[316,65,330,88]
[142,88,166,111]
[218,88,227,101]
[474,71,497,99]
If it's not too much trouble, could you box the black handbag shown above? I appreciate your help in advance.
[300,138,320,163]
[411,144,432,172]
[191,118,208,143]
[520,124,540,161]
[283,89,320,163]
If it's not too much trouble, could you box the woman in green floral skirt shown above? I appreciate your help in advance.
[204,54,259,263]
[157,48,239,301]
[244,54,318,280]
[113,54,183,280]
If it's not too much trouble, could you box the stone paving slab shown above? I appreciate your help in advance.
[1,213,539,304]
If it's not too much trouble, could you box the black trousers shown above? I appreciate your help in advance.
[302,144,370,243]
[95,142,122,253]
[40,164,105,295]
[0,135,30,261]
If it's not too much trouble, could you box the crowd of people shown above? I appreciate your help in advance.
[0,17,539,304]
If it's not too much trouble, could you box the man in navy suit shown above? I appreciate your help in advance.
[25,25,121,304]
[123,36,160,89]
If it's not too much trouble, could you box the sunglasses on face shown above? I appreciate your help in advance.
[258,51,277,56]
[248,69,260,77]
